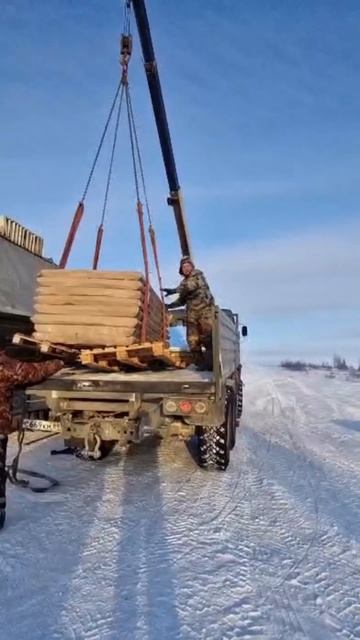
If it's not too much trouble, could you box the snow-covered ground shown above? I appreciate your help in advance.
[1,366,360,640]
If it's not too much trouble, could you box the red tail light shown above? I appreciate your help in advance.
[178,400,192,414]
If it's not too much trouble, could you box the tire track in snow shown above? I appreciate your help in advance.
[261,375,360,638]
[2,366,360,640]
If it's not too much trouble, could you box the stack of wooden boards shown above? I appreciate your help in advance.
[32,270,167,347]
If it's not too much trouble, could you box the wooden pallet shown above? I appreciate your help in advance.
[80,346,140,371]
[168,347,193,369]
[12,333,79,359]
[80,342,192,371]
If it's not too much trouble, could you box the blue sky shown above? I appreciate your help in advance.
[1,0,359,363]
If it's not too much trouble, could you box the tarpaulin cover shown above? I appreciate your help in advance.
[0,237,56,317]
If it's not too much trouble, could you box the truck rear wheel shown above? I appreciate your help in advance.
[197,394,232,470]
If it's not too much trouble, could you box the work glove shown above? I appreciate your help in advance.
[161,287,177,297]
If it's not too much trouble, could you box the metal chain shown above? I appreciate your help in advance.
[81,80,122,202]
[123,0,131,36]
[125,81,166,336]
[100,83,125,226]
[125,84,141,201]
[126,87,153,226]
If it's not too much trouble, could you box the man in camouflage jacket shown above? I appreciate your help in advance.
[0,350,64,529]
[163,256,215,368]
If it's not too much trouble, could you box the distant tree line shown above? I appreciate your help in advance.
[280,355,360,378]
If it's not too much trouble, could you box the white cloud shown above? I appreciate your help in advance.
[193,220,360,318]
[185,179,295,201]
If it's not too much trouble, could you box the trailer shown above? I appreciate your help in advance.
[0,218,56,428]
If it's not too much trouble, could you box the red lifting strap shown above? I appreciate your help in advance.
[136,201,150,343]
[92,225,104,271]
[149,225,167,341]
[59,202,84,269]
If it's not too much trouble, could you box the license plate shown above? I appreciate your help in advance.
[22,419,61,433]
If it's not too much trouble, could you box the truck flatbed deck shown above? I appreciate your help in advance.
[30,366,214,396]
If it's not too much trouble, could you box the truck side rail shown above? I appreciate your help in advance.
[213,307,240,400]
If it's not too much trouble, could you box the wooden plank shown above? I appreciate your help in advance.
[151,342,175,366]
[34,304,143,317]
[39,342,79,358]
[12,333,79,358]
[126,342,156,359]
[34,326,140,346]
[33,314,143,328]
[34,291,143,308]
[81,347,118,357]
[35,289,144,300]
[38,270,144,281]
[165,348,192,369]
[80,346,147,371]
[36,280,145,292]
[33,309,165,326]
[79,348,120,371]
[12,333,41,348]
[115,347,147,370]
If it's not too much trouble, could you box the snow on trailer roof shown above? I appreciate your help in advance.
[0,216,44,256]
[51,366,213,382]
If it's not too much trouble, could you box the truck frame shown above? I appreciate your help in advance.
[27,309,247,469]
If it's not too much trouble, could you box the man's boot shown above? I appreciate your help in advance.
[190,347,204,369]
[202,348,213,371]
[0,435,8,530]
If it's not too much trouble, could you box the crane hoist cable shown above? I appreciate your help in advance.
[59,0,166,344]
[120,2,166,341]
[60,0,133,271]
[92,83,126,270]
[125,83,167,341]
[59,80,122,269]
[124,83,150,342]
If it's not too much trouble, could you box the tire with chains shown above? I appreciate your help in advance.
[197,392,232,470]
[237,380,243,419]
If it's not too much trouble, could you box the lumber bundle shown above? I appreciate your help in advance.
[32,270,168,347]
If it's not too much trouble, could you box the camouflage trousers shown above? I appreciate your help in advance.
[0,434,8,530]
[186,306,214,368]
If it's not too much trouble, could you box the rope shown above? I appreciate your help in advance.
[126,89,152,226]
[149,226,167,340]
[60,0,167,326]
[100,85,125,227]
[126,84,167,340]
[59,81,122,268]
[125,83,151,342]
[93,84,126,270]
[6,427,59,493]
[136,202,151,342]
[82,81,122,202]
[125,85,141,202]
[123,0,131,36]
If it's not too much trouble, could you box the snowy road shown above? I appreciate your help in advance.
[1,366,360,640]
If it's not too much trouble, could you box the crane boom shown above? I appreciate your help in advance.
[131,0,192,259]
